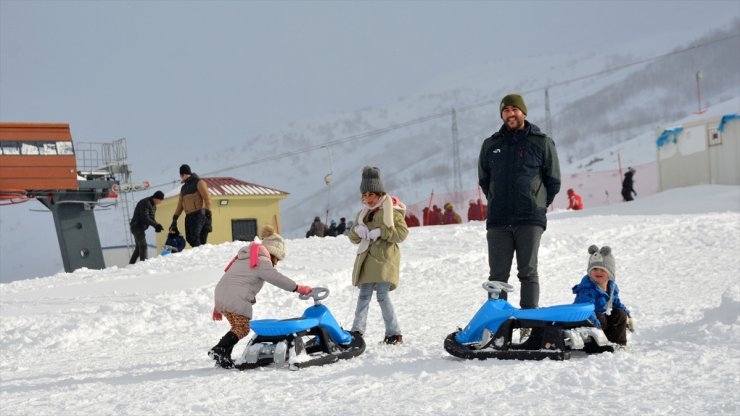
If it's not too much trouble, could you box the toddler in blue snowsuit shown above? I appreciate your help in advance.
[572,245,633,345]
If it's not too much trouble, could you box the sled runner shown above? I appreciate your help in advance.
[444,281,614,361]
[234,287,365,370]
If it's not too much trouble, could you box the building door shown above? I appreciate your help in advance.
[232,219,257,242]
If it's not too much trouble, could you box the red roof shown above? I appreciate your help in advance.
[202,177,288,197]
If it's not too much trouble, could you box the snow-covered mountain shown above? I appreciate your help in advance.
[168,20,739,237]
[2,185,739,415]
[1,21,738,282]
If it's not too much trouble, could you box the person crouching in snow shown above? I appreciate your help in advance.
[572,245,634,345]
[209,225,313,368]
[349,166,409,345]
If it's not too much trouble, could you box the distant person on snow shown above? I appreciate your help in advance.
[443,203,462,225]
[336,217,347,235]
[128,191,165,264]
[572,245,633,345]
[430,205,443,226]
[171,164,212,248]
[467,200,480,221]
[209,225,313,369]
[621,167,637,202]
[405,212,420,227]
[567,188,584,210]
[306,216,327,238]
[422,207,431,226]
[478,93,561,311]
[327,219,339,237]
[348,166,409,345]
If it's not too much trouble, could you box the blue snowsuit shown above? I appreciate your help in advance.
[572,275,630,327]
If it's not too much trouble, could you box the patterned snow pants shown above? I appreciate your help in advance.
[223,311,251,339]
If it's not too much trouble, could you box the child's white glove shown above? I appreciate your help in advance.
[354,224,369,239]
[627,316,636,332]
[367,228,381,241]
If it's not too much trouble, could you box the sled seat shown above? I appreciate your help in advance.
[251,318,320,336]
[513,303,595,323]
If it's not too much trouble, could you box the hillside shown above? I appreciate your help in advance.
[174,20,739,237]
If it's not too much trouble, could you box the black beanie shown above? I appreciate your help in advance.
[179,164,192,175]
[499,94,527,116]
[152,190,165,200]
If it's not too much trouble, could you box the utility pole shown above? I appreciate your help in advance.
[695,70,705,114]
[451,108,462,194]
[545,87,553,137]
[322,145,334,224]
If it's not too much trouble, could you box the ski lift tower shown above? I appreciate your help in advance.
[0,123,120,273]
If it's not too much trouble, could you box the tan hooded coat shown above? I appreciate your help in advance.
[349,196,408,290]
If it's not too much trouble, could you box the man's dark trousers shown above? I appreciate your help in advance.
[486,224,544,309]
[129,227,148,264]
[185,210,206,248]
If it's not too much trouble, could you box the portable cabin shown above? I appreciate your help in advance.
[0,122,78,192]
[656,102,740,191]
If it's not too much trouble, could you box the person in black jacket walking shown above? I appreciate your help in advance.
[129,191,165,264]
[621,167,636,202]
[478,94,561,310]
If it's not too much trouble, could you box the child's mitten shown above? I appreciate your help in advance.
[627,316,636,332]
[295,285,313,295]
[212,307,223,321]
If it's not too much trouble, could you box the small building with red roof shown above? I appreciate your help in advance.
[156,177,288,248]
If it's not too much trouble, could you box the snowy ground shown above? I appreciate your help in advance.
[1,185,739,415]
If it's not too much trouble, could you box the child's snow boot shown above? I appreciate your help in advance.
[383,334,403,345]
[209,331,239,369]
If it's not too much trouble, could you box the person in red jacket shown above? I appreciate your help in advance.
[477,198,488,220]
[567,188,584,210]
[468,200,480,221]
[430,205,443,225]
[405,212,420,227]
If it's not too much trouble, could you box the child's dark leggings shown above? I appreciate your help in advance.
[596,309,629,345]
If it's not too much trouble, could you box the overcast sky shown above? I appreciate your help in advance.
[1,0,738,179]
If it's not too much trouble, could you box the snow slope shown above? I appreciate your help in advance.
[1,185,739,415]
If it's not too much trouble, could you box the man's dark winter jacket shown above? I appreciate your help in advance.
[478,121,561,229]
[130,197,159,231]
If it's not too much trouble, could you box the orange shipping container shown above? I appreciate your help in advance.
[0,122,79,191]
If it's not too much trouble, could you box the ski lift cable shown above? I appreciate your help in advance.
[147,32,739,191]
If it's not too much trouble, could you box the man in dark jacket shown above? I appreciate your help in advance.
[478,94,561,309]
[129,191,165,264]
[336,217,347,235]
[171,164,212,248]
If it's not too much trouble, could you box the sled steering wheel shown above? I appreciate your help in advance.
[299,286,330,303]
[482,281,515,298]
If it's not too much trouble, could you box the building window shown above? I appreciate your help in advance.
[232,219,257,242]
[708,128,722,146]
[0,140,75,155]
